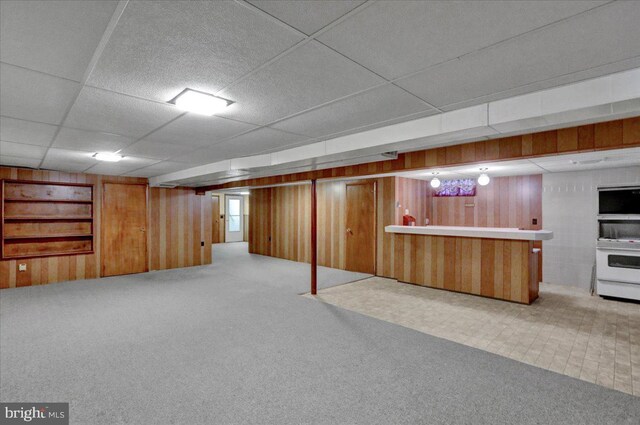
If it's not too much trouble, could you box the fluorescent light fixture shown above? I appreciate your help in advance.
[430,172,441,188]
[93,152,123,162]
[169,89,232,116]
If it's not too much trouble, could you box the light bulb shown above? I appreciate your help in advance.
[430,177,441,188]
[478,173,490,186]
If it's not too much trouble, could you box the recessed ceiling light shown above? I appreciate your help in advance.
[169,88,232,116]
[93,152,123,162]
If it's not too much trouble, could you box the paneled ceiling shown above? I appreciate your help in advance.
[1,0,640,179]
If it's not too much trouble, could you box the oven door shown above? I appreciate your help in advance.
[596,248,640,285]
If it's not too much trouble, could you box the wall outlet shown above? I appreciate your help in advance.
[18,263,27,272]
[201,241,205,247]
[532,218,538,225]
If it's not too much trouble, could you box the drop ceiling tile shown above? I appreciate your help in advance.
[64,87,182,138]
[87,0,303,102]
[0,117,57,146]
[0,155,41,169]
[272,85,436,138]
[171,127,312,164]
[247,0,365,35]
[166,147,228,166]
[120,140,195,160]
[395,2,640,108]
[143,114,258,147]
[0,0,118,81]
[44,147,96,165]
[122,161,193,178]
[0,63,80,125]
[318,1,606,79]
[0,141,47,159]
[217,41,385,125]
[41,148,97,172]
[53,127,134,153]
[215,127,313,157]
[86,156,161,176]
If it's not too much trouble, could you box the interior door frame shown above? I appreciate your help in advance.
[211,194,221,243]
[100,182,149,277]
[225,194,244,243]
[345,180,377,275]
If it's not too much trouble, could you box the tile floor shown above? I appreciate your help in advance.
[308,277,640,396]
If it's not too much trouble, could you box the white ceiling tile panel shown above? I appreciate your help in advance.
[0,141,47,159]
[53,127,134,153]
[0,0,118,81]
[247,0,365,35]
[143,114,258,147]
[0,155,41,169]
[216,127,314,157]
[395,2,640,108]
[171,127,312,164]
[86,156,161,175]
[0,117,58,146]
[318,1,607,79]
[0,63,80,125]
[216,41,385,125]
[122,161,194,178]
[87,0,303,102]
[40,148,97,172]
[159,147,223,166]
[271,84,435,138]
[119,140,195,161]
[64,87,183,138]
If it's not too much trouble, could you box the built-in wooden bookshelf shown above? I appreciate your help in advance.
[1,180,94,259]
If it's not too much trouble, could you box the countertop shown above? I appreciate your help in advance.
[385,225,553,241]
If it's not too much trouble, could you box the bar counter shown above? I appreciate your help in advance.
[385,225,553,304]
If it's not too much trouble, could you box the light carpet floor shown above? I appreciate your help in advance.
[1,243,639,424]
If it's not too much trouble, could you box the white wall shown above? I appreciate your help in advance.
[542,166,640,289]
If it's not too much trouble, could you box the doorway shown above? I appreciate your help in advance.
[101,182,148,277]
[225,195,244,243]
[212,195,221,243]
[345,181,376,274]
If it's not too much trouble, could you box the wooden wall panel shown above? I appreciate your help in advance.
[395,177,431,226]
[204,117,640,192]
[431,175,542,230]
[394,234,537,304]
[1,167,212,289]
[248,188,272,256]
[147,187,212,272]
[248,177,398,276]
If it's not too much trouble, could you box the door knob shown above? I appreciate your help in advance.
[346,227,352,234]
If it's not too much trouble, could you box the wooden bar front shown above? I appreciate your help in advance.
[393,234,539,304]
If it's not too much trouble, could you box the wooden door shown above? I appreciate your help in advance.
[102,183,148,277]
[211,195,220,243]
[345,181,376,274]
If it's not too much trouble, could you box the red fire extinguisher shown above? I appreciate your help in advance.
[402,209,416,226]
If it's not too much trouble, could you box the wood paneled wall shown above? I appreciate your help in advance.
[394,234,537,304]
[204,117,640,191]
[1,166,212,289]
[148,187,212,272]
[249,177,398,276]
[395,177,431,226]
[431,175,542,230]
[249,184,311,263]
